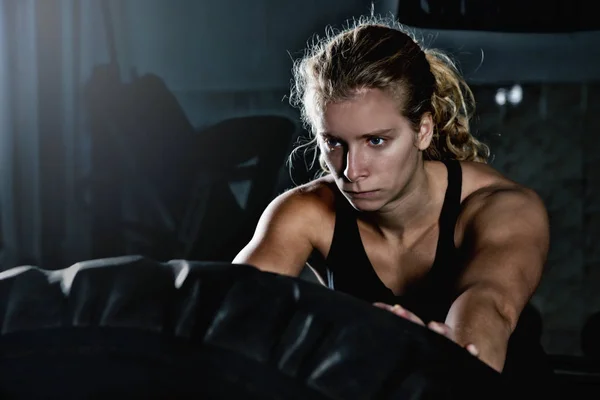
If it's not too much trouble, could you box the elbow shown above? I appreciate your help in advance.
[457,283,521,335]
[492,293,520,335]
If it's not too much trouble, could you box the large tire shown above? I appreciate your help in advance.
[0,256,508,399]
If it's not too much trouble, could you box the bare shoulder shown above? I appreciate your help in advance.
[455,161,549,245]
[232,175,338,274]
[275,175,338,221]
[458,161,519,199]
[458,160,543,203]
[268,176,340,257]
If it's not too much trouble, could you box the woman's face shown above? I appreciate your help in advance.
[315,88,433,211]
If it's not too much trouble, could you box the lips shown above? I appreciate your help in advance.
[344,190,379,198]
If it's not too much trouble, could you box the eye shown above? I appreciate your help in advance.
[368,137,385,146]
[323,137,342,149]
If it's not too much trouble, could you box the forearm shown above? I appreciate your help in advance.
[445,287,516,372]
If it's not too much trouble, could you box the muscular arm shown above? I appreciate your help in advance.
[447,186,549,372]
[233,189,322,277]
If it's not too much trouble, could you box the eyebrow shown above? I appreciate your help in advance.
[320,128,394,139]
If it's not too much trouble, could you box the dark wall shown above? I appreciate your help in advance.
[473,84,600,355]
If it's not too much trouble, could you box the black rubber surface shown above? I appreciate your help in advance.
[0,256,508,399]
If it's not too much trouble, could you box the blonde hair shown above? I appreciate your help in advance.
[288,16,489,175]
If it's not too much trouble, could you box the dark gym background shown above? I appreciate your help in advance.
[0,0,598,362]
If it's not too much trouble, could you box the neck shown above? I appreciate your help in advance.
[367,161,439,239]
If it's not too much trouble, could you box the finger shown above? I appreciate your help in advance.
[373,303,426,326]
[373,302,391,310]
[466,344,480,357]
[373,303,399,314]
[427,321,455,341]
[390,304,425,326]
[427,321,452,339]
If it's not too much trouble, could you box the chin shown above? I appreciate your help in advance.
[345,197,385,212]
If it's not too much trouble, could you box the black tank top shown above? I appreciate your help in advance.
[321,159,463,323]
[310,160,557,394]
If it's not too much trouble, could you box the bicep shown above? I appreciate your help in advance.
[233,193,317,277]
[453,187,550,324]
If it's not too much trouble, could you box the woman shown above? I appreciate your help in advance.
[233,17,551,379]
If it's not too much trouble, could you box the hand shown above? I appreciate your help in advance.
[373,302,480,358]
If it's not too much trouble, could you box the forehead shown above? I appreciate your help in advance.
[317,88,407,137]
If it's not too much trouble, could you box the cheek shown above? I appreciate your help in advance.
[375,141,417,178]
[323,151,343,170]
[379,141,413,167]
[318,145,342,170]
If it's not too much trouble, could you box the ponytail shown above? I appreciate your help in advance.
[424,49,490,163]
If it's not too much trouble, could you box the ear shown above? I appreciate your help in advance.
[416,112,434,151]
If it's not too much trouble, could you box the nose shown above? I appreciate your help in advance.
[343,149,368,182]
